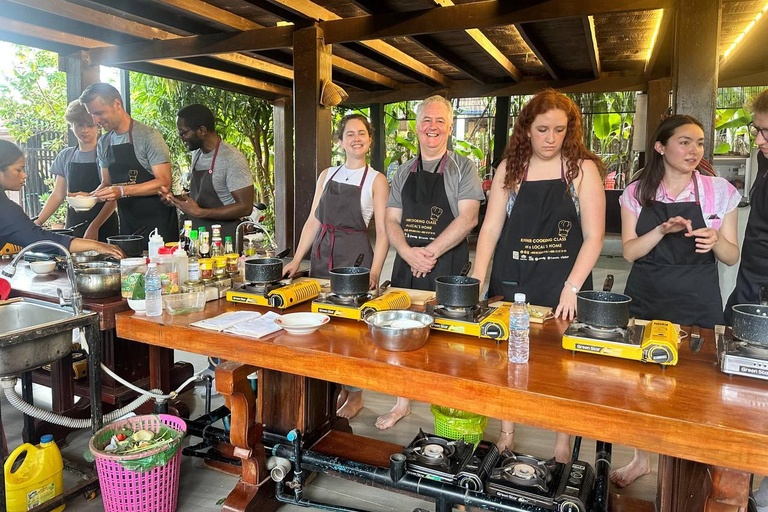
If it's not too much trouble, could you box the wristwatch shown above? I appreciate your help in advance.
[564,281,578,293]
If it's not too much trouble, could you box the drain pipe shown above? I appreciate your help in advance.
[590,441,612,512]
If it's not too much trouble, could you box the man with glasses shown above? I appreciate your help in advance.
[80,83,179,247]
[160,104,253,240]
[724,89,768,324]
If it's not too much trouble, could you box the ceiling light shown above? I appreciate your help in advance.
[723,1,768,60]
[645,10,663,64]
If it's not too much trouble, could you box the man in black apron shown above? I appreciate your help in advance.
[381,95,484,430]
[160,104,254,242]
[725,94,768,323]
[81,83,178,248]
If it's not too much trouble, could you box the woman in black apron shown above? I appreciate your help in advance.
[471,90,606,459]
[282,114,390,420]
[614,115,740,488]
[103,120,179,248]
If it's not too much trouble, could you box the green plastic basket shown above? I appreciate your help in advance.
[430,405,487,446]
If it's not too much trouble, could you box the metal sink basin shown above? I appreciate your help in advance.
[0,299,77,377]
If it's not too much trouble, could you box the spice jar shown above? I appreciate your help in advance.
[181,281,205,293]
[199,258,214,281]
[226,253,240,275]
[213,256,228,277]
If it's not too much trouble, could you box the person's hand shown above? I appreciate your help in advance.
[33,218,43,227]
[686,226,718,253]
[658,216,693,235]
[95,242,125,259]
[404,246,436,278]
[369,272,380,290]
[282,259,301,278]
[555,285,577,321]
[93,186,122,202]
[167,193,203,217]
[158,185,175,206]
[83,225,99,241]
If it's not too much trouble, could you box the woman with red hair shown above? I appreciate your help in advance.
[471,89,605,457]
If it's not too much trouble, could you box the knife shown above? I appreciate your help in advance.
[690,325,703,354]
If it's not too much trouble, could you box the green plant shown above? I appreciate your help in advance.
[714,108,752,154]
[38,177,67,227]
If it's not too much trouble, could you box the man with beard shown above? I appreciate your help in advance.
[161,104,254,241]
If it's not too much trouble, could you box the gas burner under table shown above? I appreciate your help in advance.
[239,281,284,295]
[402,430,474,484]
[429,304,490,323]
[717,325,768,380]
[565,322,640,345]
[321,292,373,307]
[486,450,594,512]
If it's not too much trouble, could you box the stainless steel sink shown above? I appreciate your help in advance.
[0,299,77,377]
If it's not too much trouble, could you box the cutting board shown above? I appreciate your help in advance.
[389,287,436,306]
[489,301,553,323]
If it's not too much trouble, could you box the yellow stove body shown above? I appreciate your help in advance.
[1,243,22,257]
[430,303,511,341]
[226,279,321,309]
[562,319,678,365]
[311,290,411,320]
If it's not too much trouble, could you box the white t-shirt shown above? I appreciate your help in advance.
[322,165,379,226]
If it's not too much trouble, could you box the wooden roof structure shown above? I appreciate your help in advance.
[2,0,767,105]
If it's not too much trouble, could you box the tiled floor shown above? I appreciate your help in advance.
[1,254,658,512]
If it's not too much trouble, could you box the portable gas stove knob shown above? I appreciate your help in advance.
[482,323,503,340]
[648,345,673,364]
[560,502,581,512]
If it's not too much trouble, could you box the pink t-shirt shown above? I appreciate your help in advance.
[619,171,740,230]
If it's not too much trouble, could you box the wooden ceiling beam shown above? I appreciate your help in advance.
[583,16,601,78]
[410,35,493,84]
[515,23,561,80]
[321,0,671,43]
[261,0,450,86]
[644,9,670,76]
[152,59,291,96]
[0,15,109,49]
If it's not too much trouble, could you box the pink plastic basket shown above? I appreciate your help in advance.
[89,414,187,512]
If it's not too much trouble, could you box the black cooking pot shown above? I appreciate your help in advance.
[732,304,768,345]
[245,258,283,283]
[435,276,480,308]
[107,235,144,258]
[576,290,632,329]
[330,266,370,296]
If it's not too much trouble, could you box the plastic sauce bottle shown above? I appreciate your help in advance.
[508,293,530,363]
[145,263,163,317]
[4,434,65,512]
[148,228,165,261]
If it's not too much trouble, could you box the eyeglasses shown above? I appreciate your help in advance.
[748,122,768,140]
[177,127,196,138]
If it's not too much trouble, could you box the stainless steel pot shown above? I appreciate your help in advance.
[244,258,283,283]
[576,291,632,329]
[732,304,768,345]
[330,266,370,296]
[72,251,100,264]
[75,267,121,298]
[435,276,480,308]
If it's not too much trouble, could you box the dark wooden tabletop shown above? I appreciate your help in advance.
[115,298,768,475]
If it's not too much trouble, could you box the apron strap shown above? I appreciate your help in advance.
[410,152,449,174]
[358,164,368,189]
[328,165,344,181]
[523,158,566,182]
[191,138,222,175]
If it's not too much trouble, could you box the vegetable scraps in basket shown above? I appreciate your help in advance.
[103,425,180,454]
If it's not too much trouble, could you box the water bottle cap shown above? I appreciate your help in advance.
[514,293,526,302]
[40,434,54,444]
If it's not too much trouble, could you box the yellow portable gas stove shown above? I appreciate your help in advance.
[562,319,679,365]
[311,289,411,320]
[1,242,22,258]
[426,302,512,341]
[226,278,321,309]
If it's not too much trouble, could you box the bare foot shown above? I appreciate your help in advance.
[336,390,363,419]
[375,397,410,430]
[496,430,515,453]
[336,387,349,410]
[554,433,571,463]
[610,450,651,487]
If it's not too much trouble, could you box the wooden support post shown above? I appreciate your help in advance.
[59,50,99,145]
[493,96,511,165]
[646,77,672,151]
[671,0,721,162]
[293,25,332,241]
[370,103,385,174]
[120,69,131,116]
[273,97,295,252]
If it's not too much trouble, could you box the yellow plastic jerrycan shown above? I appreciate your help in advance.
[4,434,65,512]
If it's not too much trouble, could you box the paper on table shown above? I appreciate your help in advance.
[224,311,282,339]
[191,310,262,331]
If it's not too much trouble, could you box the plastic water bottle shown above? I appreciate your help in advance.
[508,293,530,363]
[145,263,163,317]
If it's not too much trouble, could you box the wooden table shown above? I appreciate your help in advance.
[116,299,766,512]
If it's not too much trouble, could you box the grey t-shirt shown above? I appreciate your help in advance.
[49,147,98,183]
[191,141,253,205]
[97,120,170,175]
[387,152,484,217]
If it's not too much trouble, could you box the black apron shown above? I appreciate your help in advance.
[64,149,118,241]
[725,152,768,324]
[105,120,179,249]
[624,173,723,328]
[310,165,374,279]
[391,153,469,291]
[488,161,592,307]
[180,139,241,241]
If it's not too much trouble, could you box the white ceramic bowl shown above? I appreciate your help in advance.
[275,312,330,335]
[30,260,56,275]
[127,299,146,314]
[66,195,97,212]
